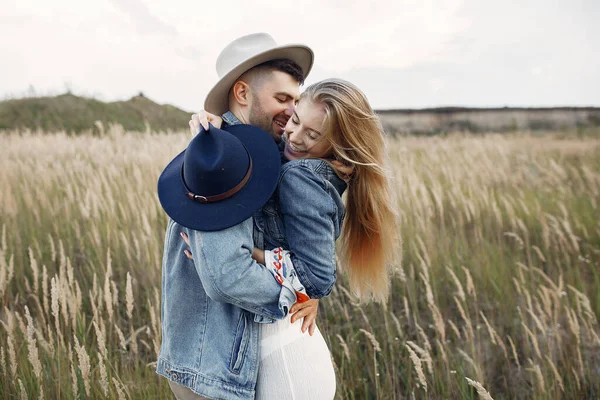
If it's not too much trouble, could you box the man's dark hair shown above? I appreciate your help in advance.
[254,59,305,85]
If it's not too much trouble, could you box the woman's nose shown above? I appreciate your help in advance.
[287,130,299,143]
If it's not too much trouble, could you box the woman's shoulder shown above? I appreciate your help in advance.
[281,158,330,174]
[279,159,346,197]
[281,158,342,182]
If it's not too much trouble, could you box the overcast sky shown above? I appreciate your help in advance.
[1,0,599,111]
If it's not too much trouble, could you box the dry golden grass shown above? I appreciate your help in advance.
[0,126,599,399]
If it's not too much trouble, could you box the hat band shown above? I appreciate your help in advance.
[181,158,253,204]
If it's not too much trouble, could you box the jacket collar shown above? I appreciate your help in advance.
[222,111,242,127]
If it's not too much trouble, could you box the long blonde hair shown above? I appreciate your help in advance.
[301,79,399,303]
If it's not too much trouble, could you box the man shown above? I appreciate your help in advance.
[156,33,318,400]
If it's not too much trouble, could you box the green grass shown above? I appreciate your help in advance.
[0,93,191,134]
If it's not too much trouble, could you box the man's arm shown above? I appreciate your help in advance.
[185,217,297,322]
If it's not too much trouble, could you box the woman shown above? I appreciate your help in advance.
[188,79,398,399]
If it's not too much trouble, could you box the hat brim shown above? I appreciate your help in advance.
[157,124,281,231]
[204,45,314,115]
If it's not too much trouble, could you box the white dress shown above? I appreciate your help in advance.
[256,313,336,400]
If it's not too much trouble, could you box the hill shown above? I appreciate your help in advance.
[2,93,598,135]
[0,93,191,133]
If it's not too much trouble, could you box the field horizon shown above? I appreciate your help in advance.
[2,93,599,136]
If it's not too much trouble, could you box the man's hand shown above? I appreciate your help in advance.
[180,232,193,260]
[290,299,319,336]
[330,160,355,182]
[189,111,223,135]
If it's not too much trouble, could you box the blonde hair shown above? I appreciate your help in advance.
[301,79,399,303]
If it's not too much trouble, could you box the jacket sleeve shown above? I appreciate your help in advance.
[277,164,338,298]
[186,217,297,322]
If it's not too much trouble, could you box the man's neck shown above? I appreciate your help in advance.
[228,104,250,125]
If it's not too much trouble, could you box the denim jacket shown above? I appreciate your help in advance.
[156,112,298,399]
[256,157,347,298]
[156,218,297,400]
[156,112,346,399]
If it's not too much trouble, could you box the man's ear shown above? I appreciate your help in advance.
[232,80,251,107]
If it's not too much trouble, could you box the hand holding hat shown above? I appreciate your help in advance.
[189,111,223,135]
[158,123,281,231]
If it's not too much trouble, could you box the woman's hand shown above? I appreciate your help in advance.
[290,299,319,336]
[189,111,223,135]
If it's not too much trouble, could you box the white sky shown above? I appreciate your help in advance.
[1,0,599,111]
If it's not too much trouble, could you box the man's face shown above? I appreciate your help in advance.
[247,71,300,143]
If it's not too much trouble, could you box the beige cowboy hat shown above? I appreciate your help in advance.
[204,33,314,115]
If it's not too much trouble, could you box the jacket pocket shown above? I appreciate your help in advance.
[229,312,250,374]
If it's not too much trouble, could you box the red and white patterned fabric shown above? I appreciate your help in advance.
[264,248,310,303]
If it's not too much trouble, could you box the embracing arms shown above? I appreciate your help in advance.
[181,218,297,322]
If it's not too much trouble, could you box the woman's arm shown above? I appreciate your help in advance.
[255,246,319,335]
[276,162,340,299]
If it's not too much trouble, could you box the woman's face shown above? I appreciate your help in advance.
[283,99,333,161]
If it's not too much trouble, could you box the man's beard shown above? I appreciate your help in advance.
[248,94,280,142]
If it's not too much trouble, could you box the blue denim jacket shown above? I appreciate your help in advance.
[156,218,297,399]
[157,112,346,399]
[157,113,298,399]
[256,157,347,298]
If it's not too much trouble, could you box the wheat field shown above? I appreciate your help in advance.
[0,126,599,399]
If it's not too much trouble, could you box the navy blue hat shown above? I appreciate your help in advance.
[157,124,280,231]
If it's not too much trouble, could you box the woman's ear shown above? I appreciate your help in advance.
[232,81,250,107]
